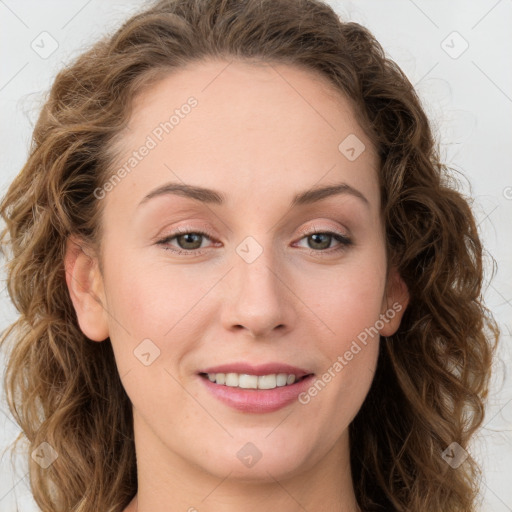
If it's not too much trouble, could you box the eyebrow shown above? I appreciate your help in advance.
[137,182,369,208]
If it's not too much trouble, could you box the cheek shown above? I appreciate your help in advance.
[99,252,197,409]
[100,248,217,379]
[304,252,387,344]
[298,259,384,431]
[297,246,386,403]
[98,251,176,376]
[102,249,192,333]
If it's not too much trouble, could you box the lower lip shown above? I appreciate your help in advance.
[199,374,315,413]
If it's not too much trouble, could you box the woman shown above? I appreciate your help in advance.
[0,0,500,510]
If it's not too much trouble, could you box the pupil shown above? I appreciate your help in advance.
[180,233,201,249]
[310,233,330,250]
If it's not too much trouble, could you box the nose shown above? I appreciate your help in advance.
[220,241,297,339]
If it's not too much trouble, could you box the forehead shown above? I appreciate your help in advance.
[123,59,369,144]
[105,59,380,213]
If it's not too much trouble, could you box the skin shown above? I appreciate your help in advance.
[65,59,409,512]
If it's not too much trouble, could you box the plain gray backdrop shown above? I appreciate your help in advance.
[1,0,511,510]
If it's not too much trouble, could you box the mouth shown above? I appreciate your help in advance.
[197,363,315,413]
[199,372,312,390]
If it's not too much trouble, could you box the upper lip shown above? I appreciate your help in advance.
[199,362,313,379]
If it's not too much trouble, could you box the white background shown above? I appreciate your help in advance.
[1,1,511,510]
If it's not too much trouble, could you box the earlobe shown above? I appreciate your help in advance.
[64,236,109,342]
[379,266,409,337]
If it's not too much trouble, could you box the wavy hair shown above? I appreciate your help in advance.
[0,0,500,510]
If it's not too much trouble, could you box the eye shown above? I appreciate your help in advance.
[293,229,353,255]
[156,226,353,256]
[156,226,217,255]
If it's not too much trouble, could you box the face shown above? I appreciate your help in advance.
[66,59,408,483]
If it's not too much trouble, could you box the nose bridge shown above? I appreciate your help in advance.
[220,233,295,336]
[234,233,284,305]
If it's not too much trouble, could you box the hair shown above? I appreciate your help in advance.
[0,0,500,511]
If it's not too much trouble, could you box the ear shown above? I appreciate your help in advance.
[64,236,109,342]
[379,266,409,337]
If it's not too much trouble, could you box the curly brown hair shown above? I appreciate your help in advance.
[0,0,500,511]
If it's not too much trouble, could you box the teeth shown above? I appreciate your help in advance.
[276,373,288,387]
[206,372,299,389]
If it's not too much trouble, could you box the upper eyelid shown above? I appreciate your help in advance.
[295,222,350,239]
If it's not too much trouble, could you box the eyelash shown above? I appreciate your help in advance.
[156,225,353,257]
